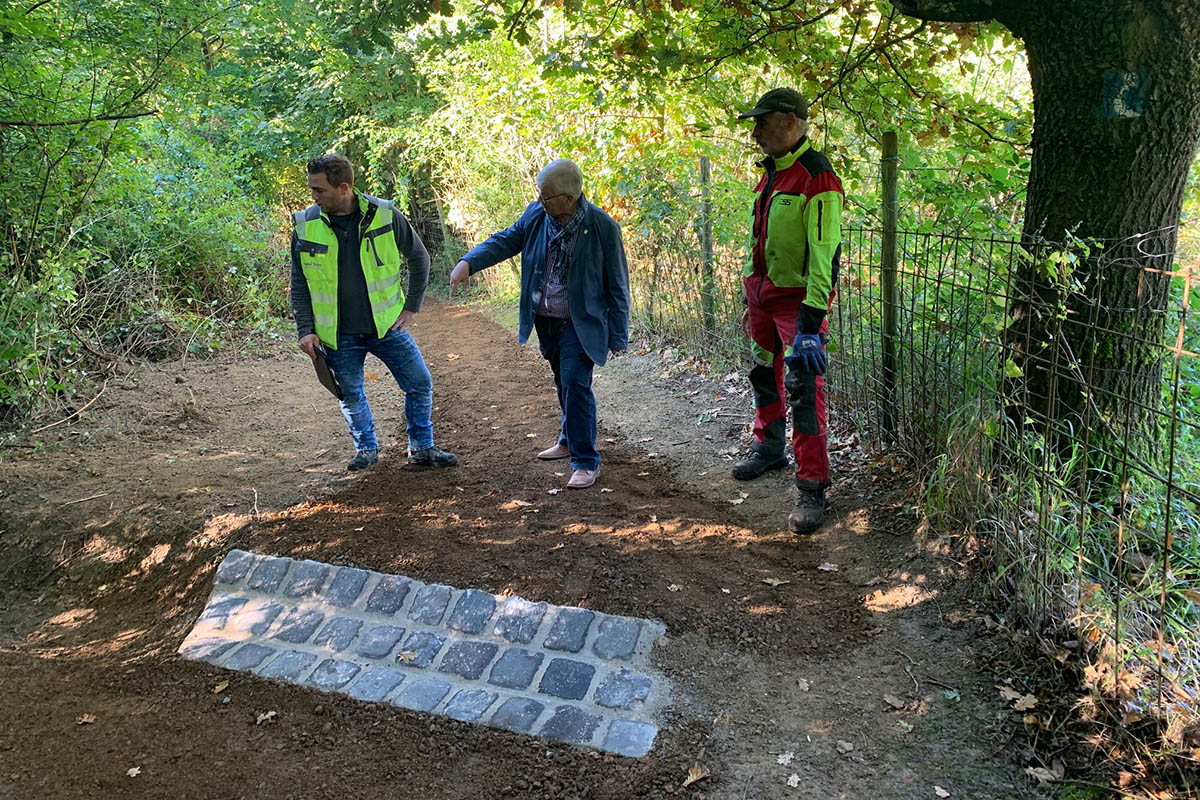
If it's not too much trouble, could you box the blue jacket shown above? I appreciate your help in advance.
[462,198,631,366]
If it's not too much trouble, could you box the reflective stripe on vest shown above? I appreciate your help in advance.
[292,192,407,349]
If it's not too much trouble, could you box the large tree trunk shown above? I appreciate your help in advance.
[1011,3,1200,465]
[896,0,1200,470]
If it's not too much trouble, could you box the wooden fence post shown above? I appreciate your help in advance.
[699,156,716,333]
[881,131,899,437]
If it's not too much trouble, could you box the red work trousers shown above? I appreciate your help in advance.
[744,279,831,487]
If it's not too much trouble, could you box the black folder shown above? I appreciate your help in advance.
[312,348,343,401]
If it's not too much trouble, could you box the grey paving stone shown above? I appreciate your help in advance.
[365,575,411,615]
[313,617,361,652]
[539,705,601,745]
[393,678,451,712]
[247,556,292,593]
[183,553,670,756]
[490,697,544,733]
[594,669,653,709]
[214,550,257,585]
[493,597,547,644]
[240,601,283,636]
[198,595,247,627]
[488,648,544,690]
[225,643,278,671]
[284,561,330,598]
[272,608,325,644]
[325,567,370,608]
[256,649,317,681]
[306,659,361,691]
[592,617,641,660]
[408,583,452,625]
[356,624,406,659]
[398,630,444,668]
[346,668,406,702]
[179,638,237,662]
[438,640,498,680]
[543,607,594,652]
[446,589,496,634]
[538,658,596,700]
[603,719,658,758]
[445,689,498,722]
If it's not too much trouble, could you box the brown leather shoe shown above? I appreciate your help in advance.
[538,442,571,460]
[567,468,598,489]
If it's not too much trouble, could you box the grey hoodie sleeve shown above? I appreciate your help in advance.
[393,207,430,313]
[289,230,316,340]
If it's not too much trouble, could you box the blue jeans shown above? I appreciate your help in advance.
[323,328,435,453]
[535,316,599,471]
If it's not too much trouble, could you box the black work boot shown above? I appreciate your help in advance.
[788,482,830,534]
[347,449,379,471]
[732,447,789,481]
[408,445,458,468]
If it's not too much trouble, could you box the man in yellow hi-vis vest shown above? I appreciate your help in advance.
[290,154,456,472]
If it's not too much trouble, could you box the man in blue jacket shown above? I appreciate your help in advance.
[450,159,631,489]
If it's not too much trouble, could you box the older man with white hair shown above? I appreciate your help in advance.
[450,159,630,489]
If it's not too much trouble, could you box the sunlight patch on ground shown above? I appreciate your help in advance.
[137,543,172,573]
[46,607,97,629]
[863,584,939,613]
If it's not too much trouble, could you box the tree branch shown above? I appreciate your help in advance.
[891,0,1002,23]
[812,19,929,105]
[881,48,1026,150]
[0,110,158,127]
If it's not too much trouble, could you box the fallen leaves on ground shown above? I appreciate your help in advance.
[76,713,97,725]
[211,680,229,694]
[762,577,789,587]
[511,499,533,507]
[1024,766,1057,784]
[256,710,277,725]
[1013,694,1038,711]
[882,694,905,710]
[681,762,711,787]
[446,353,461,360]
[396,650,420,663]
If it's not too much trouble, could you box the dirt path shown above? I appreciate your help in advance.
[0,299,1034,799]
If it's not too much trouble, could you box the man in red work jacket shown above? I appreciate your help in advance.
[734,88,844,534]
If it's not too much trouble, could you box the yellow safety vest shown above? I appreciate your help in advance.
[292,192,406,349]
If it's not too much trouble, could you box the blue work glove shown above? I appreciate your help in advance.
[785,333,827,375]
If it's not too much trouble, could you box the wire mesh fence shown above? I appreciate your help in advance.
[834,227,1198,733]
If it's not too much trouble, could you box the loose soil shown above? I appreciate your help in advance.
[0,299,1038,799]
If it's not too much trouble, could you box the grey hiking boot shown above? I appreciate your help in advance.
[408,445,458,468]
[347,449,379,471]
[788,485,830,534]
[732,447,789,481]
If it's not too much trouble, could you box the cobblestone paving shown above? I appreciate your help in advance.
[180,550,670,757]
